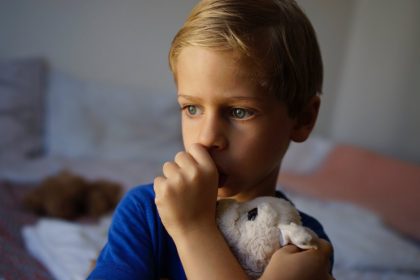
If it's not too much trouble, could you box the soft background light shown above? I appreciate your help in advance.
[1,0,419,163]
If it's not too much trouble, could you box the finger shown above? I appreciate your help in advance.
[153,176,166,197]
[174,151,197,169]
[316,239,334,276]
[162,161,180,178]
[280,244,301,254]
[317,238,333,257]
[188,143,216,170]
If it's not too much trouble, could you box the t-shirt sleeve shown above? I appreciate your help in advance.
[87,187,156,279]
[299,211,335,272]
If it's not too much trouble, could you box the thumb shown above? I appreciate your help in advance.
[278,244,301,254]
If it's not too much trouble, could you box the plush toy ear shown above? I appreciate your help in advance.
[291,95,320,143]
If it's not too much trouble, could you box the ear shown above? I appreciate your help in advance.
[290,95,320,143]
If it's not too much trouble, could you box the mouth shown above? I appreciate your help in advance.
[218,172,228,188]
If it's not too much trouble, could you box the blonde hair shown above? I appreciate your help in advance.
[169,0,323,117]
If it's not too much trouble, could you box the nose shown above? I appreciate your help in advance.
[197,113,228,151]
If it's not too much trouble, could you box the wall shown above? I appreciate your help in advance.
[1,0,419,163]
[297,0,356,137]
[0,0,354,133]
[0,0,197,93]
[331,0,420,163]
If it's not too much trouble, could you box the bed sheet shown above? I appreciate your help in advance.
[286,191,420,279]
[333,268,420,280]
[0,181,53,279]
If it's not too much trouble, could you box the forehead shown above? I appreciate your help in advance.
[175,47,264,100]
[176,46,246,77]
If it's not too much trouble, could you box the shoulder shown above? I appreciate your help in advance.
[275,190,329,241]
[113,183,159,229]
[89,183,163,279]
[114,183,156,215]
[105,183,159,238]
[122,183,155,205]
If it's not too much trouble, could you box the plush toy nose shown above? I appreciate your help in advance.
[247,208,258,221]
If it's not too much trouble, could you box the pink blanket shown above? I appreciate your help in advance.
[278,145,420,241]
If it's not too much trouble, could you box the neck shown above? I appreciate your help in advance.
[231,167,279,202]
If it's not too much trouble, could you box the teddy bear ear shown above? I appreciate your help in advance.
[247,207,258,221]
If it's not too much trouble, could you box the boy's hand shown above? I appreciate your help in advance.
[154,143,219,240]
[261,239,334,280]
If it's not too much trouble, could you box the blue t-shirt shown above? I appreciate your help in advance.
[88,183,333,279]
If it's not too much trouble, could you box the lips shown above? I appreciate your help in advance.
[214,160,228,187]
[217,171,228,188]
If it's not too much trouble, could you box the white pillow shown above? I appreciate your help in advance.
[45,71,182,162]
[286,192,420,272]
[0,57,47,160]
[281,137,335,174]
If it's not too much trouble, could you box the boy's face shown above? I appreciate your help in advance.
[176,47,297,201]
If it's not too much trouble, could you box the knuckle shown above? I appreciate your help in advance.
[153,177,164,198]
[154,197,161,207]
[203,165,216,177]
[189,143,203,156]
[171,171,184,185]
[153,176,163,187]
[319,239,333,252]
[175,151,185,161]
[190,143,199,151]
[189,165,200,181]
[162,161,173,171]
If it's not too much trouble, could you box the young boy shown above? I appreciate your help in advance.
[89,0,334,279]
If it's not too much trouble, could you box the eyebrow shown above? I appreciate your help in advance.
[177,94,200,101]
[177,94,264,102]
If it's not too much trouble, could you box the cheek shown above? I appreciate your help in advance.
[181,116,195,149]
[236,125,291,167]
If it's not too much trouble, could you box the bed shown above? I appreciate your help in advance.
[1,57,420,279]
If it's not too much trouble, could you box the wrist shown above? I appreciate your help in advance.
[171,220,219,245]
[172,222,249,280]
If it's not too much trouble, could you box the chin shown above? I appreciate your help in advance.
[217,184,243,199]
[217,187,235,198]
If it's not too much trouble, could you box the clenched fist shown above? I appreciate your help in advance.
[154,143,219,240]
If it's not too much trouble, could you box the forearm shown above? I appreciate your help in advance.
[173,224,248,280]
[259,242,334,280]
[260,265,333,280]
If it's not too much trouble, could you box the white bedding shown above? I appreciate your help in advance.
[21,188,420,280]
[333,269,420,280]
[22,216,111,280]
[288,193,420,279]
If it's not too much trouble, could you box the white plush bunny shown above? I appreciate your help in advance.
[216,196,319,279]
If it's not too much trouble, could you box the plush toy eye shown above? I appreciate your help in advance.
[247,208,258,221]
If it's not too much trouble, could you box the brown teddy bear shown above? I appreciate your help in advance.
[24,170,123,220]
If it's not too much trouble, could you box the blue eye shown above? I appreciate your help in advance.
[187,105,196,115]
[231,108,253,119]
[185,105,199,116]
